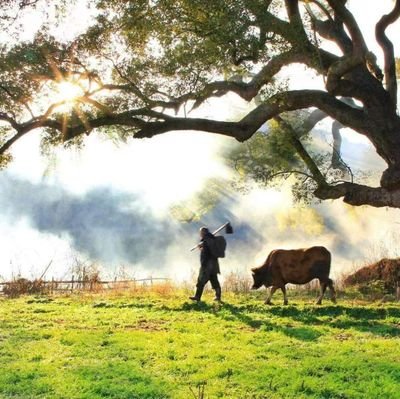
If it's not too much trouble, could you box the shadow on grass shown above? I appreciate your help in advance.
[178,301,400,339]
[179,302,324,341]
[90,299,400,340]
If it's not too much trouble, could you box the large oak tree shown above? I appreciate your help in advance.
[0,0,400,207]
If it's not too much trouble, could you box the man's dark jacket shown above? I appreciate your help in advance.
[200,232,220,275]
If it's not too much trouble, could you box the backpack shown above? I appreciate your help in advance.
[206,235,227,258]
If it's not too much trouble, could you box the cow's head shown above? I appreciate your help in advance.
[251,266,271,289]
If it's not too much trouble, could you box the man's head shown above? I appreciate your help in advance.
[199,227,209,239]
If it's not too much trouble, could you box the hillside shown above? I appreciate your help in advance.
[345,258,400,293]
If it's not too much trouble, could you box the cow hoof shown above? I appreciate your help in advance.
[264,301,273,305]
[331,298,337,304]
[283,301,288,306]
[316,300,322,305]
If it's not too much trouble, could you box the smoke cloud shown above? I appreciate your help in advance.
[0,174,184,267]
[1,170,399,282]
[0,174,265,278]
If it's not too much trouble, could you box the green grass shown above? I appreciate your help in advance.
[0,290,399,398]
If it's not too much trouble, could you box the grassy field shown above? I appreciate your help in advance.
[0,288,399,399]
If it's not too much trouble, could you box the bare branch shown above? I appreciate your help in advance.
[375,0,400,108]
[331,120,348,172]
[299,109,328,134]
[326,0,368,56]
[0,112,20,130]
[0,84,36,118]
[273,115,328,187]
[151,49,321,111]
[266,170,314,181]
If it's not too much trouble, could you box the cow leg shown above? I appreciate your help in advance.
[265,286,278,305]
[328,278,337,303]
[316,280,328,305]
[281,286,288,305]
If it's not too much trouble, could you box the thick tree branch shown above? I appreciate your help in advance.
[135,90,372,142]
[0,129,27,154]
[0,86,374,167]
[275,115,400,208]
[375,0,400,108]
[331,120,347,171]
[315,183,400,208]
[306,4,352,55]
[285,0,308,41]
[326,0,368,56]
[271,115,389,208]
[324,54,385,106]
[309,0,334,21]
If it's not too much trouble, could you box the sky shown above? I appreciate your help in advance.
[0,0,400,282]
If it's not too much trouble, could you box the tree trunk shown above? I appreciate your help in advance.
[358,111,400,190]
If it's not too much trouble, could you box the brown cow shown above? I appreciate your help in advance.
[251,246,336,305]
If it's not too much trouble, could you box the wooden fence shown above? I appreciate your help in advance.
[0,277,170,295]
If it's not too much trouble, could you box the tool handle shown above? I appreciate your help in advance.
[212,222,229,236]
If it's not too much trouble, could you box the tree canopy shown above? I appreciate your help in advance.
[1,0,400,207]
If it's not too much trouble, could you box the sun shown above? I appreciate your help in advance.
[55,81,83,104]
[42,57,111,138]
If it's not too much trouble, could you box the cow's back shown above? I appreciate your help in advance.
[269,246,331,285]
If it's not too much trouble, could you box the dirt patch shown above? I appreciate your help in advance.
[123,319,167,331]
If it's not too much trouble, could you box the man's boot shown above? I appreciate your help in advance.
[189,286,203,301]
[214,287,222,302]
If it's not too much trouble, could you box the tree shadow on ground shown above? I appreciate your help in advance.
[178,301,400,339]
[91,299,400,340]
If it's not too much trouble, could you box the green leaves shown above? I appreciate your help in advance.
[169,178,230,222]
[223,110,335,203]
[0,35,68,112]
[225,120,304,184]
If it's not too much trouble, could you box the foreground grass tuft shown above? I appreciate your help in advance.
[0,291,399,398]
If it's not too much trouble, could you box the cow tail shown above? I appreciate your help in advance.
[326,249,332,270]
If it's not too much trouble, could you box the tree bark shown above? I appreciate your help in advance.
[315,183,400,208]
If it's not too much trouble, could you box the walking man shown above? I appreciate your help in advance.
[189,227,222,302]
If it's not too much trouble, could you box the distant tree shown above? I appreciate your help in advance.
[1,0,400,207]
